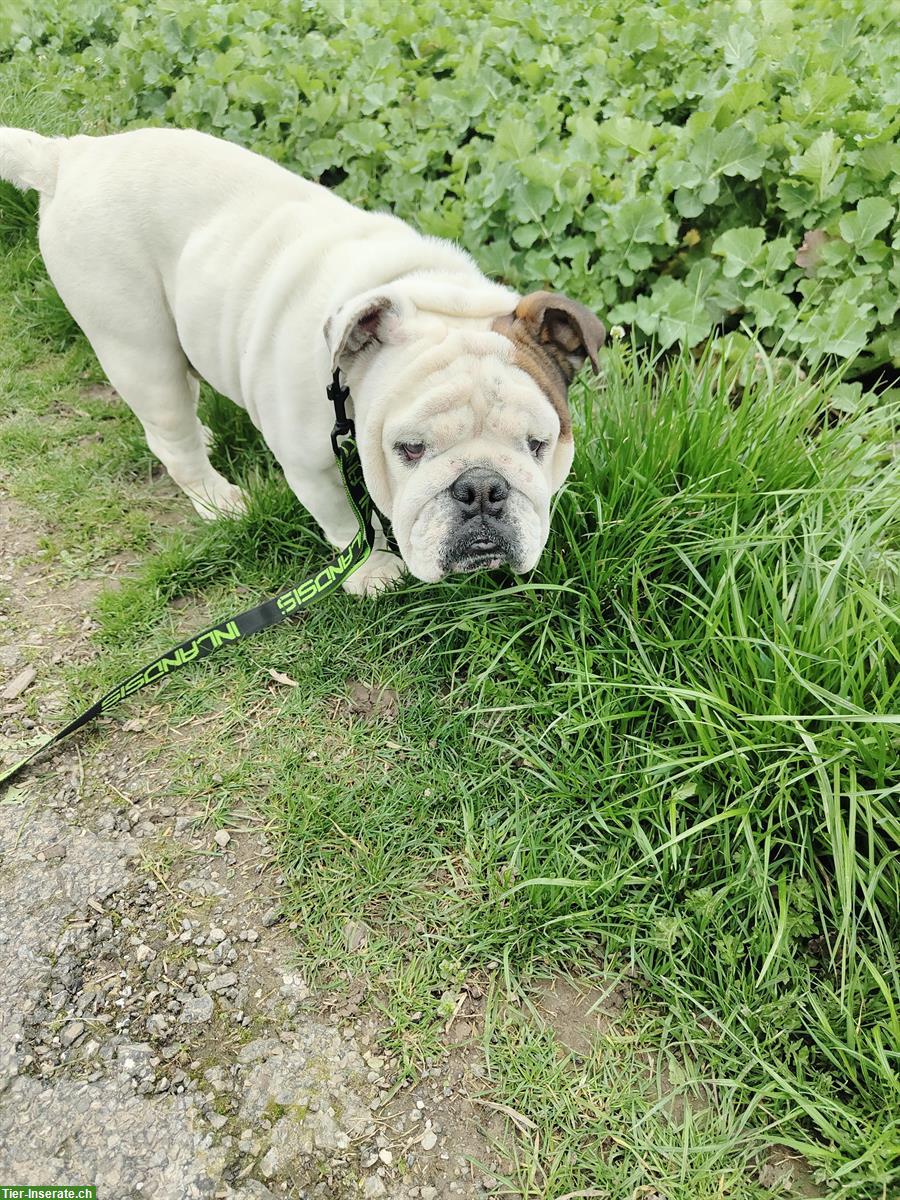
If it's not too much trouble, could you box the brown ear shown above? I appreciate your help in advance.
[492,291,605,443]
[513,291,606,376]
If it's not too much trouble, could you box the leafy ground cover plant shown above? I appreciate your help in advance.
[2,0,899,374]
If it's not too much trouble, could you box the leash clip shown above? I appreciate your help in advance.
[328,368,354,455]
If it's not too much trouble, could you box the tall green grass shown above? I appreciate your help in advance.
[70,341,898,1194]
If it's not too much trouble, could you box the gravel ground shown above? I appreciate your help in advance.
[0,492,506,1199]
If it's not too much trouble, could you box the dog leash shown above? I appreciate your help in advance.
[0,370,397,790]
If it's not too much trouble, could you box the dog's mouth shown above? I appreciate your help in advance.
[453,550,505,573]
[442,525,515,574]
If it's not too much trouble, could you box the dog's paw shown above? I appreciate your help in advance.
[188,480,248,521]
[342,550,406,597]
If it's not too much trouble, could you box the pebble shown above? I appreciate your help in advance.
[146,1014,168,1038]
[208,972,238,992]
[0,644,21,668]
[214,830,231,848]
[60,1020,85,1048]
[180,988,214,1023]
[2,663,36,700]
[420,1130,438,1151]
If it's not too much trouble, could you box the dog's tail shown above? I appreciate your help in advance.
[0,127,62,195]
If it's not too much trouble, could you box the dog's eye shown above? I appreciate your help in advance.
[528,438,547,458]
[397,442,426,463]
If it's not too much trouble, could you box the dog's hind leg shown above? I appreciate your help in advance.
[38,226,245,519]
[35,197,245,521]
[88,334,247,520]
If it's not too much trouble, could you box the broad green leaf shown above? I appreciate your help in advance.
[763,237,796,276]
[857,142,900,184]
[690,127,767,181]
[510,181,554,223]
[652,278,714,348]
[712,227,765,278]
[519,155,562,189]
[795,298,874,359]
[776,178,817,221]
[714,126,768,180]
[338,120,387,154]
[747,287,793,328]
[567,109,603,156]
[673,178,720,218]
[838,197,894,246]
[304,138,343,175]
[231,73,281,105]
[617,196,669,246]
[625,245,654,271]
[826,382,865,414]
[792,131,844,200]
[598,116,655,154]
[619,12,659,53]
[494,116,537,162]
[512,223,541,248]
[524,246,561,283]
[720,26,756,69]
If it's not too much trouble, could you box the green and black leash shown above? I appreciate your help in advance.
[0,371,396,790]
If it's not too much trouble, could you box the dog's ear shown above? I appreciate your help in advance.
[512,291,606,376]
[324,294,403,371]
[492,290,605,455]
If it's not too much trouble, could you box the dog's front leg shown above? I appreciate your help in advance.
[283,463,406,597]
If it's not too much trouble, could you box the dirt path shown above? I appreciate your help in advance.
[0,490,505,1199]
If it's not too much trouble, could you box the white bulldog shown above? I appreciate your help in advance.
[0,126,604,595]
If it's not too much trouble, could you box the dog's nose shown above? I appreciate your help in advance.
[449,467,509,519]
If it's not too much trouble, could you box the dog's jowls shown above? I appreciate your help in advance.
[0,125,604,595]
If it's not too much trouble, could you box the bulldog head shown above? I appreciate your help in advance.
[324,282,604,583]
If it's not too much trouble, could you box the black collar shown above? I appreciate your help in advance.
[327,369,399,555]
